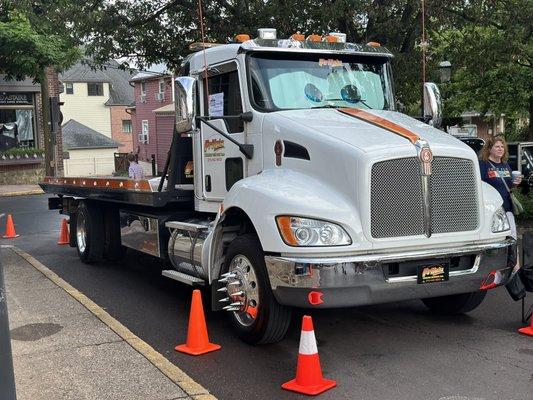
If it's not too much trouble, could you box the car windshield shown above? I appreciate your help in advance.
[248,52,394,112]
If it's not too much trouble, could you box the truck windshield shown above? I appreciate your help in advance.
[248,52,394,112]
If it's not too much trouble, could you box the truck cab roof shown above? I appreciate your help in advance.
[187,39,393,73]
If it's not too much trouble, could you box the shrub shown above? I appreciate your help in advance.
[0,148,45,158]
[514,191,533,221]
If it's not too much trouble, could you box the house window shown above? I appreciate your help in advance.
[140,120,149,143]
[140,81,146,98]
[87,83,103,96]
[65,83,73,94]
[122,120,132,133]
[159,79,165,94]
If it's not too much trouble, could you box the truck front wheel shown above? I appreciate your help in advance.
[76,201,104,263]
[421,290,487,315]
[221,234,292,344]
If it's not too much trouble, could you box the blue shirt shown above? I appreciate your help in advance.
[479,160,512,212]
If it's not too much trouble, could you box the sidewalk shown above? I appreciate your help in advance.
[0,185,43,197]
[1,246,216,400]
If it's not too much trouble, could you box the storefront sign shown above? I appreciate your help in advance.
[0,93,33,105]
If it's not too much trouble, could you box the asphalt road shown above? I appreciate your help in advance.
[1,194,532,400]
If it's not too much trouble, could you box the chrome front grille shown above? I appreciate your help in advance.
[370,157,478,238]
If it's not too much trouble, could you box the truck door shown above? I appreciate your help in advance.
[199,62,246,203]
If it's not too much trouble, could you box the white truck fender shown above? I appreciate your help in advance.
[205,169,364,281]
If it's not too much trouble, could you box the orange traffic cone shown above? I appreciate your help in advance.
[282,315,336,395]
[2,214,19,239]
[57,218,70,245]
[518,316,533,336]
[175,289,221,356]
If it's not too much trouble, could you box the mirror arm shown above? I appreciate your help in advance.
[197,116,254,159]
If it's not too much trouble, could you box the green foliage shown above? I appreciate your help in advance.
[430,1,533,139]
[0,147,45,157]
[0,5,80,81]
[515,191,533,221]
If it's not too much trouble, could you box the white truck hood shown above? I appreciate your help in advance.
[269,108,468,155]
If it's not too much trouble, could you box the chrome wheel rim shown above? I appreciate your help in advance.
[76,212,87,253]
[226,255,260,327]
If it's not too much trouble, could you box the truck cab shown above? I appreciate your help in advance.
[42,29,514,344]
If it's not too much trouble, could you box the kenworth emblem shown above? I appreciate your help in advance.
[419,147,433,176]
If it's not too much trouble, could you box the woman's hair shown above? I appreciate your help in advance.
[480,136,508,162]
[127,153,136,162]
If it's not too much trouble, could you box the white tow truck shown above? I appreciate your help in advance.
[41,29,514,344]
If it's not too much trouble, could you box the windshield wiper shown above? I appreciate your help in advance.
[309,104,342,109]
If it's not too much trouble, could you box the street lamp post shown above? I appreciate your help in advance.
[438,61,452,83]
[0,215,17,400]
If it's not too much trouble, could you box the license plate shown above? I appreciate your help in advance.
[417,263,449,284]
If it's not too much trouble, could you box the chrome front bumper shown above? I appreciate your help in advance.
[264,238,514,308]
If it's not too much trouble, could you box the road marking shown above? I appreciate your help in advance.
[9,246,217,400]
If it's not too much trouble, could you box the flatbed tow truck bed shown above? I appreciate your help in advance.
[40,176,193,208]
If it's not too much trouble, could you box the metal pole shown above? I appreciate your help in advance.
[0,215,17,399]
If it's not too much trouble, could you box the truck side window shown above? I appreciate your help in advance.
[204,64,244,133]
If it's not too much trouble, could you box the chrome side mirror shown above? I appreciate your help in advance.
[175,77,196,133]
[423,82,442,128]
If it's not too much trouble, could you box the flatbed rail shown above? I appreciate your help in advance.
[40,176,193,207]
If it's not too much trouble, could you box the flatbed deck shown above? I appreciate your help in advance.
[40,176,193,208]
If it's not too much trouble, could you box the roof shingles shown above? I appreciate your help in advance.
[62,120,121,150]
[59,60,135,106]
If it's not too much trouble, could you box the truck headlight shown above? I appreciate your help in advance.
[491,207,510,233]
[276,216,352,246]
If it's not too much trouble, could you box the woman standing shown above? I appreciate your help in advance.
[479,136,522,240]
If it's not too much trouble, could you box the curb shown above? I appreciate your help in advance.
[0,189,44,198]
[8,246,217,400]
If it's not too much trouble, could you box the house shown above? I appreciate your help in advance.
[62,119,120,177]
[129,64,173,174]
[0,71,63,184]
[59,60,135,153]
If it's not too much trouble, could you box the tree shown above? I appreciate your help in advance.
[0,6,80,82]
[0,2,81,175]
[63,0,447,111]
[430,0,533,140]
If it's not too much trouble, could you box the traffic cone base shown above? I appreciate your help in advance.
[282,377,337,396]
[518,318,533,336]
[175,342,221,356]
[57,218,69,245]
[175,289,221,356]
[282,315,336,396]
[2,214,19,239]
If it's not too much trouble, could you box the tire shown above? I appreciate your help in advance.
[221,234,292,344]
[421,290,487,315]
[75,201,105,263]
[103,207,126,261]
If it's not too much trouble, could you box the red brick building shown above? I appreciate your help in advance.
[129,65,174,174]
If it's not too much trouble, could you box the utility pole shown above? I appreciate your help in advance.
[41,68,55,177]
[0,227,17,400]
[420,0,428,119]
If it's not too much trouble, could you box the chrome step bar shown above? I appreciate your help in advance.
[162,269,205,286]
